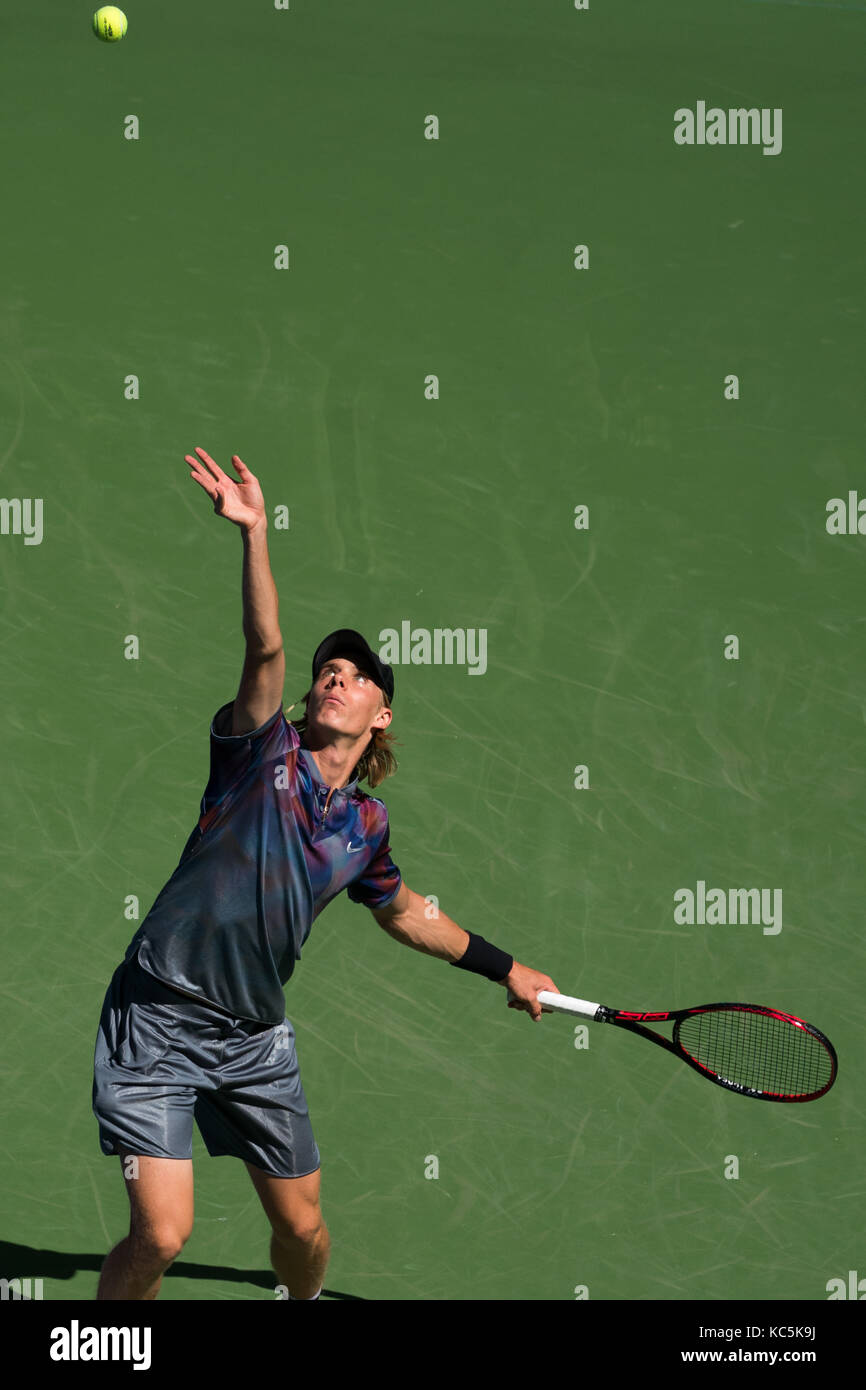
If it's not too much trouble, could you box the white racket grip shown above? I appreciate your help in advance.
[537,990,600,1018]
[507,988,600,1018]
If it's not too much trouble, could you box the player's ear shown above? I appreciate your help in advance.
[373,704,392,730]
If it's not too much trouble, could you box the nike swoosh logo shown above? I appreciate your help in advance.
[347,841,365,853]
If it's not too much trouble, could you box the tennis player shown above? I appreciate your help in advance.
[92,448,558,1302]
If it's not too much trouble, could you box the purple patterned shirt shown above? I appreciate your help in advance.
[126,700,402,1023]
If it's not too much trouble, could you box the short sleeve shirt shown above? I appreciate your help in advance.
[126,701,402,1023]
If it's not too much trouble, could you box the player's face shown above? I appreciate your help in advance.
[310,658,391,738]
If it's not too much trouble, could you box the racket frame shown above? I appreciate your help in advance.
[531,991,838,1102]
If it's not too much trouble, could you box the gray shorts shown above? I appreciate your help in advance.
[92,949,320,1179]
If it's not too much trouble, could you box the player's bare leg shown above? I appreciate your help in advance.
[246,1162,330,1300]
[96,1152,194,1300]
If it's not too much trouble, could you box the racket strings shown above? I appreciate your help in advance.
[676,1008,834,1098]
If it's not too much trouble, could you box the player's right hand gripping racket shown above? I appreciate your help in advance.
[513,991,838,1102]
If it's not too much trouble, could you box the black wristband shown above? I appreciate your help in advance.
[451,932,514,983]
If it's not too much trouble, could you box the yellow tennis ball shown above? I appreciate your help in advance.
[93,7,128,41]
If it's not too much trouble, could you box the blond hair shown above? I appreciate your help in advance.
[285,688,398,789]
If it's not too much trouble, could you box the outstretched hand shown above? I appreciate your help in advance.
[186,447,266,531]
[502,961,560,1022]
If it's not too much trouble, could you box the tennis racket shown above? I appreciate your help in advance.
[510,990,838,1103]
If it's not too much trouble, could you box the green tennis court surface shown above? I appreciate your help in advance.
[0,0,862,1306]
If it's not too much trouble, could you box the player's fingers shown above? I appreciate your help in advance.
[185,451,217,488]
[186,460,217,498]
[193,446,229,481]
[508,998,541,1019]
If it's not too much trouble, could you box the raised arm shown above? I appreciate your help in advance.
[185,446,285,735]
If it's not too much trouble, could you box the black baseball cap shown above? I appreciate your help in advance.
[312,629,395,704]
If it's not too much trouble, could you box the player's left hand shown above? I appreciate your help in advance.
[186,447,267,531]
[501,962,560,1021]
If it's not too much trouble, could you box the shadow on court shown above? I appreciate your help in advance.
[0,1240,364,1300]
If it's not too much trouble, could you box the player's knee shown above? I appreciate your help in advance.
[131,1222,191,1267]
[273,1207,326,1247]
